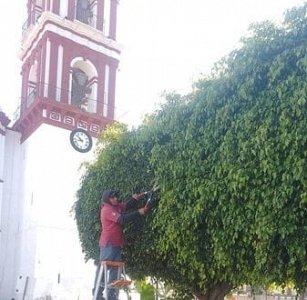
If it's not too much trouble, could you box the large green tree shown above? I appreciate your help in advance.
[75,4,307,299]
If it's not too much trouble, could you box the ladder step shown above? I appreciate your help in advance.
[109,279,132,288]
[101,260,125,268]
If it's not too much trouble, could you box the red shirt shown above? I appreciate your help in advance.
[99,202,127,247]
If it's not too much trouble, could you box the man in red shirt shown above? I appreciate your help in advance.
[97,190,148,300]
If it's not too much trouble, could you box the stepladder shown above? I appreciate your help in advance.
[93,260,131,300]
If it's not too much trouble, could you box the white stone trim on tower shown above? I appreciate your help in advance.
[21,12,122,63]
[43,39,51,97]
[103,65,110,117]
[56,44,64,101]
[59,0,68,18]
[103,0,111,37]
[50,0,54,12]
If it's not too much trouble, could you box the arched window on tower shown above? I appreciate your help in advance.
[71,68,91,111]
[30,0,43,23]
[70,59,98,114]
[76,0,94,26]
[26,61,38,108]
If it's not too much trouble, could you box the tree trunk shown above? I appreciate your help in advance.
[193,282,232,300]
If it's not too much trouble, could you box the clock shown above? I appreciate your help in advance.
[70,128,93,153]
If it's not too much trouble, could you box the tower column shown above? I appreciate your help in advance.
[48,36,59,101]
[36,44,43,99]
[107,63,117,119]
[109,0,118,39]
[21,65,30,112]
[60,41,72,104]
[53,0,60,14]
[67,0,75,20]
[97,63,106,116]
[97,0,104,31]
[38,37,47,98]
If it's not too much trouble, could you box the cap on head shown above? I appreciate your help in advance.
[101,190,119,203]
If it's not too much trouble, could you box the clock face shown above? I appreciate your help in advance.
[70,128,93,153]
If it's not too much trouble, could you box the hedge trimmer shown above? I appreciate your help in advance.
[143,185,160,209]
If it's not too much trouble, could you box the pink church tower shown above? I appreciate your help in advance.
[0,1,122,299]
[14,0,121,141]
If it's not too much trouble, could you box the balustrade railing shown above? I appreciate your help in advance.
[22,7,42,37]
[22,2,101,38]
[12,83,113,123]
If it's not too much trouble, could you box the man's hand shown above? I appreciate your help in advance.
[132,192,144,201]
[138,207,149,215]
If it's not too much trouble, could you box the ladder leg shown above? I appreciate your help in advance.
[105,263,108,300]
[117,265,122,280]
[107,266,117,300]
[102,261,130,300]
[93,264,104,300]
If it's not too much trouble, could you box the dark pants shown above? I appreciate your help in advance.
[100,243,122,300]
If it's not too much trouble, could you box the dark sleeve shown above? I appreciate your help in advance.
[125,197,138,211]
[117,210,140,225]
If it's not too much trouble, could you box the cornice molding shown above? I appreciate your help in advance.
[21,12,123,62]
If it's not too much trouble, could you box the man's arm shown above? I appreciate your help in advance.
[125,197,138,211]
[117,207,147,225]
[125,193,144,210]
[117,211,140,225]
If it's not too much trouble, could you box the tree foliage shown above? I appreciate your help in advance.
[75,4,307,299]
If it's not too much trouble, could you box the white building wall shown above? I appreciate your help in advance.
[0,129,6,225]
[0,129,24,299]
[1,124,96,300]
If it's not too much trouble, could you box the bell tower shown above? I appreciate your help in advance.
[15,0,121,141]
[0,0,121,299]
